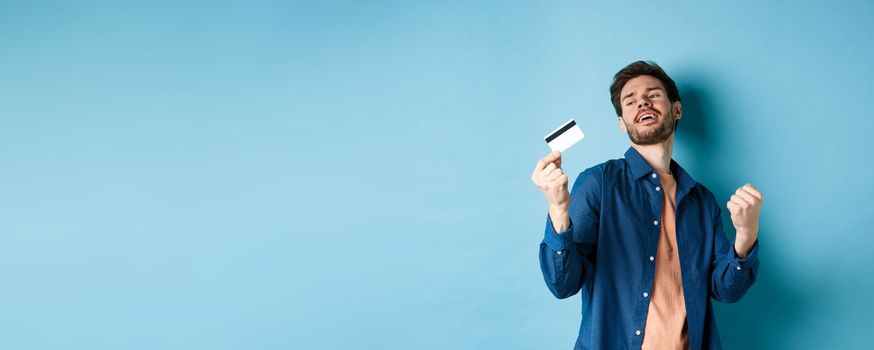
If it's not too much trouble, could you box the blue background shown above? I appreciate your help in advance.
[2,1,873,349]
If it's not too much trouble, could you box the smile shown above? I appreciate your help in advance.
[638,113,657,123]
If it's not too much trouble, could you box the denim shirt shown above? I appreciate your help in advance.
[539,147,760,350]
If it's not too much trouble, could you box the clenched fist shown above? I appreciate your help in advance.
[727,183,764,257]
[531,151,571,232]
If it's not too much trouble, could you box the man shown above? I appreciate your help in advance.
[531,61,762,349]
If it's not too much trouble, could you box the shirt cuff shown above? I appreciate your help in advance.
[732,239,760,271]
[542,213,574,252]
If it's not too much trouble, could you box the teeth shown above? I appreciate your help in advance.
[640,114,654,121]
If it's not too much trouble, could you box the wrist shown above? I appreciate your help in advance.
[548,202,569,212]
[736,227,758,242]
[547,204,570,233]
[734,231,757,259]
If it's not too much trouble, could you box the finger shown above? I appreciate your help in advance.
[533,152,560,176]
[551,174,568,189]
[540,163,557,177]
[543,151,560,164]
[546,167,563,179]
[546,170,563,182]
[533,160,547,177]
[735,189,758,205]
[726,201,739,214]
[534,164,557,184]
[742,184,763,201]
[730,195,749,207]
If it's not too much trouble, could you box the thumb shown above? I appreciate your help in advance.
[552,151,562,168]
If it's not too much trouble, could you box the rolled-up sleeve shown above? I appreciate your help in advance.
[539,167,601,299]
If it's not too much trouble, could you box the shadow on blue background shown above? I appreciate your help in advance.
[678,79,816,349]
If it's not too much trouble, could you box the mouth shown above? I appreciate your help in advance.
[637,111,658,124]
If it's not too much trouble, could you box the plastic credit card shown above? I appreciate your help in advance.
[544,119,584,152]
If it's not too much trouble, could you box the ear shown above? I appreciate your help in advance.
[618,116,628,133]
[673,101,683,120]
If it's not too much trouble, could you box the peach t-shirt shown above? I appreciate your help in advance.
[641,171,689,350]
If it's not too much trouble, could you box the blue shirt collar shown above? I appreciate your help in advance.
[623,146,697,192]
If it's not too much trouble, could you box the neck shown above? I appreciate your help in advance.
[631,135,674,174]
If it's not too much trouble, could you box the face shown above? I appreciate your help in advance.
[617,75,682,145]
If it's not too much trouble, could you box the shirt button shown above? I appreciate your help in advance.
[650,256,655,261]
[557,250,563,255]
[643,292,649,298]
[736,265,742,270]
[651,173,657,178]
[656,186,661,191]
[635,330,642,336]
[653,220,659,226]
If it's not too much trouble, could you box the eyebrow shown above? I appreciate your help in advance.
[621,87,664,101]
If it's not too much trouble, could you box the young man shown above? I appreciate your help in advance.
[530,61,762,350]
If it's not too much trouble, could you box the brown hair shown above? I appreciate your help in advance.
[609,61,681,117]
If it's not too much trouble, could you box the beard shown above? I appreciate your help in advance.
[623,112,678,145]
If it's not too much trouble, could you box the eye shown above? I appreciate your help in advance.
[625,100,634,106]
[649,93,660,99]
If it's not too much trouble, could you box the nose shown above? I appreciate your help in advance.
[637,99,651,108]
